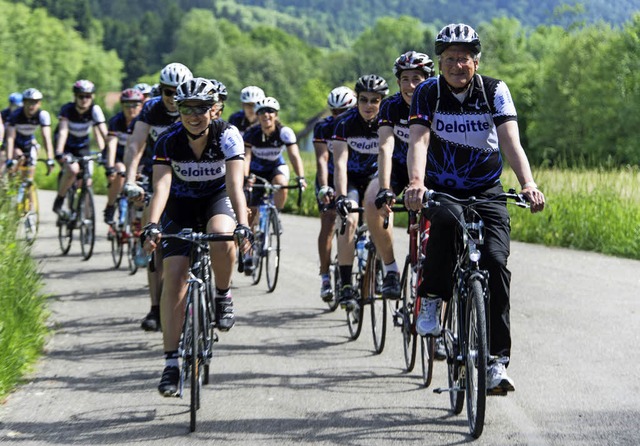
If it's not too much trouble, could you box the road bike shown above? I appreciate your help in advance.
[57,152,102,260]
[392,201,437,387]
[245,175,303,293]
[125,174,150,275]
[12,157,49,244]
[162,228,241,432]
[107,172,130,268]
[335,208,387,354]
[427,188,529,438]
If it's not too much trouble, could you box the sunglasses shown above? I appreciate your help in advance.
[123,102,142,108]
[257,107,277,115]
[77,94,93,100]
[178,105,211,115]
[162,88,177,97]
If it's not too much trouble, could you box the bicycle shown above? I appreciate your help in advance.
[392,199,437,387]
[425,188,529,438]
[13,157,50,244]
[162,228,242,432]
[56,152,102,260]
[245,175,303,293]
[335,208,387,354]
[107,173,130,269]
[125,174,151,275]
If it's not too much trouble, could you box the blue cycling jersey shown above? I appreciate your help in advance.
[378,92,410,165]
[331,107,378,179]
[313,115,340,176]
[243,122,296,175]
[57,102,105,152]
[7,108,51,149]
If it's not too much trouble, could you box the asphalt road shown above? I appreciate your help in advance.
[0,190,639,445]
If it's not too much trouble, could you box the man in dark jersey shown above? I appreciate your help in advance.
[228,85,265,134]
[405,23,545,393]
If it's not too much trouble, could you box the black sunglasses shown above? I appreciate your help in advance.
[178,105,211,115]
[257,107,277,115]
[77,94,93,100]
[162,88,177,97]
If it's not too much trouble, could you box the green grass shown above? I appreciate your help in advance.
[0,183,49,400]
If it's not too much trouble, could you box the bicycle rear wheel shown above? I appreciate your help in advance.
[265,210,281,293]
[444,296,465,414]
[369,252,387,354]
[249,228,263,285]
[400,257,417,372]
[58,189,75,255]
[79,188,96,260]
[465,278,488,438]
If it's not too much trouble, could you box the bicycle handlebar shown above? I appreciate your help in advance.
[338,206,364,235]
[161,229,235,243]
[422,188,530,209]
[249,174,304,208]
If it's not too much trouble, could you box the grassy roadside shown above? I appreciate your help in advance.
[0,184,48,400]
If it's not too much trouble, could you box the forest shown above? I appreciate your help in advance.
[2,0,640,167]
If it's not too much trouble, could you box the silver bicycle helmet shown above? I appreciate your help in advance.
[22,88,44,101]
[327,86,357,110]
[355,74,389,96]
[209,79,228,101]
[435,23,482,56]
[73,79,96,94]
[254,96,280,113]
[393,51,435,78]
[174,78,218,106]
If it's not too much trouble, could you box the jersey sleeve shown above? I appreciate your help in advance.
[152,132,172,166]
[220,125,245,159]
[377,97,394,128]
[280,126,297,145]
[39,110,52,127]
[409,78,435,127]
[491,80,518,127]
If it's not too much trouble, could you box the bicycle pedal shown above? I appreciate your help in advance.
[487,387,509,397]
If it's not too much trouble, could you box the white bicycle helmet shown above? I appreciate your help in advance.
[240,86,265,104]
[254,96,280,113]
[174,78,217,106]
[327,86,357,110]
[22,88,44,101]
[134,83,153,96]
[393,51,435,78]
[73,79,96,94]
[160,63,193,87]
[209,79,228,101]
[435,23,482,56]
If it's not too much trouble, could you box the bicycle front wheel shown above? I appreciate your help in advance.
[189,284,204,432]
[465,277,488,438]
[420,335,435,388]
[346,290,364,340]
[22,185,39,243]
[110,225,124,268]
[79,188,96,260]
[369,252,387,354]
[265,210,281,293]
[400,257,417,372]
[326,254,340,312]
[58,189,75,255]
[444,295,465,414]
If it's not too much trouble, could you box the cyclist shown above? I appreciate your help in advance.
[405,23,545,393]
[363,51,435,301]
[103,88,144,224]
[313,86,357,301]
[4,88,55,178]
[52,80,108,216]
[123,62,193,332]
[242,96,306,272]
[134,83,154,103]
[332,74,389,310]
[140,78,251,396]
[1,92,23,170]
[229,86,265,134]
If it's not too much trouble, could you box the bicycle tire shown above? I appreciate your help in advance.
[203,274,215,386]
[110,225,124,268]
[189,284,202,432]
[466,277,488,438]
[128,237,139,275]
[346,292,364,340]
[265,210,281,293]
[21,185,39,243]
[58,188,75,255]
[250,227,263,285]
[400,257,417,372]
[444,295,465,414]
[79,188,96,260]
[369,252,387,354]
[326,255,340,312]
[420,335,435,388]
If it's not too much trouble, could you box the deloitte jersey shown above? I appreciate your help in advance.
[243,122,296,175]
[378,92,410,165]
[57,102,105,151]
[153,120,244,199]
[331,107,378,179]
[409,74,517,191]
[313,115,340,176]
[7,108,51,149]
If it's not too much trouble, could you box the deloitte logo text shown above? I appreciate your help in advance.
[173,161,225,182]
[434,118,491,133]
[348,137,378,154]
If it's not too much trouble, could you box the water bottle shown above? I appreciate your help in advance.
[16,183,25,204]
[118,196,128,227]
[356,235,367,269]
[134,244,151,267]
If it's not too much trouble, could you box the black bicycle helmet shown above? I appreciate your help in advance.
[354,74,389,96]
[435,23,482,56]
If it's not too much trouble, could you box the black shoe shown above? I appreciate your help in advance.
[243,257,254,276]
[103,205,116,224]
[434,336,446,361]
[215,297,235,331]
[141,311,161,332]
[158,366,180,397]
[339,285,357,311]
[52,195,64,216]
[381,271,401,299]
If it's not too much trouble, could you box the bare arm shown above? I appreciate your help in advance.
[93,122,109,151]
[226,159,249,227]
[147,164,172,225]
[286,143,305,179]
[497,120,545,212]
[243,144,253,177]
[314,141,329,188]
[105,133,118,169]
[124,121,150,184]
[377,126,395,190]
[55,119,69,156]
[5,126,16,161]
[405,124,430,211]
[40,126,54,160]
[332,140,349,197]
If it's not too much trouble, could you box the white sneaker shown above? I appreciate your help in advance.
[487,362,515,392]
[415,297,442,336]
